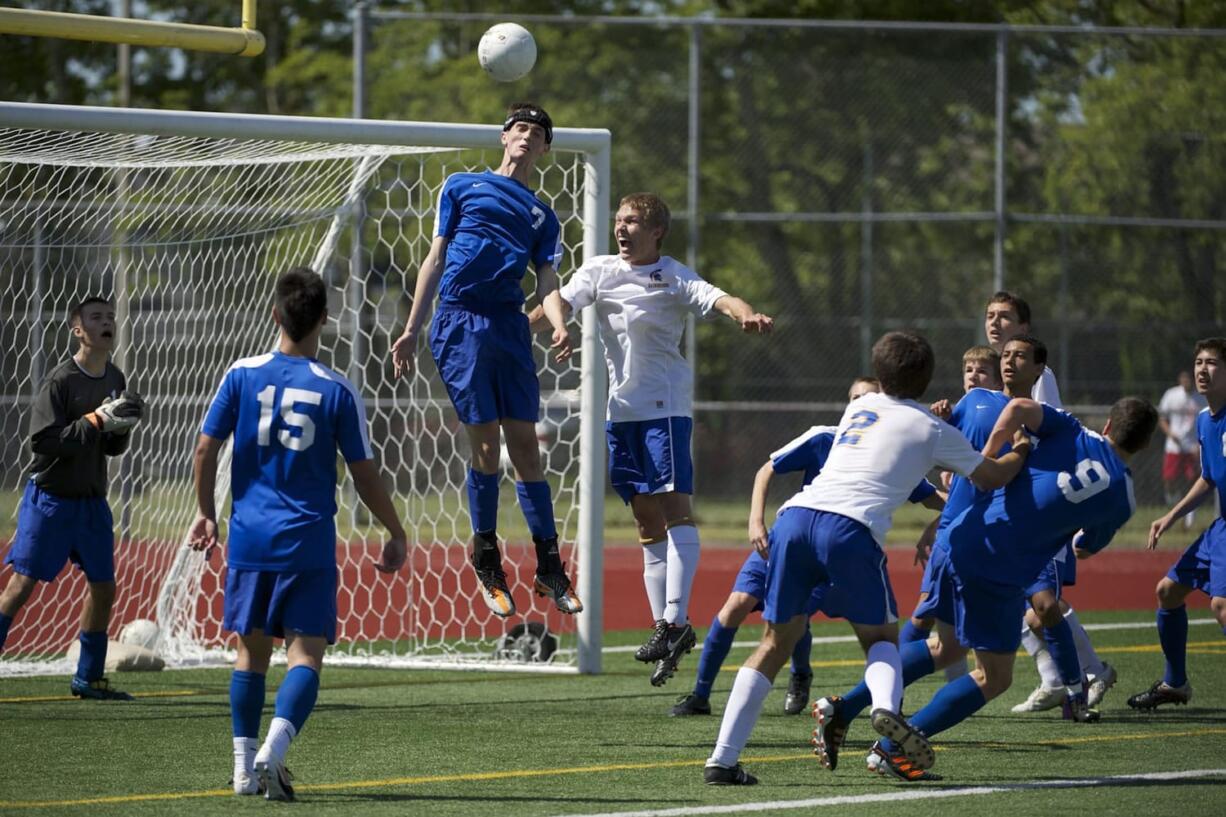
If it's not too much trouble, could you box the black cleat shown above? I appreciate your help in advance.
[784,671,813,715]
[533,564,583,614]
[811,696,848,771]
[1062,691,1101,723]
[255,758,295,802]
[870,708,934,770]
[649,623,696,687]
[70,676,134,701]
[670,693,712,716]
[635,619,669,662]
[471,537,516,617]
[704,763,758,786]
[1127,680,1193,710]
[868,742,942,782]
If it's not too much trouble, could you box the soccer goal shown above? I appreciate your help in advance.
[0,101,609,676]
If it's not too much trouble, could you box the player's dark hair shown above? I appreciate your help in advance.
[1005,333,1047,366]
[69,296,111,327]
[503,102,553,144]
[986,290,1031,326]
[1194,337,1226,362]
[274,267,327,342]
[619,192,671,242]
[872,331,934,400]
[848,376,880,400]
[1106,397,1158,454]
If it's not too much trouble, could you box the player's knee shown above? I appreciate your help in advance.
[1156,577,1188,608]
[1210,597,1226,627]
[719,593,756,626]
[1,573,38,608]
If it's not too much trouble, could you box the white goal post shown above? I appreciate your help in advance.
[0,101,609,675]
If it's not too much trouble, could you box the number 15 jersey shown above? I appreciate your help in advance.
[201,351,373,571]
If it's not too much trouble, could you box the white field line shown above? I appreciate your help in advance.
[600,617,1217,654]
[547,768,1226,817]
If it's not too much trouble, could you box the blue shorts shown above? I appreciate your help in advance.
[429,306,539,425]
[762,507,896,626]
[1024,554,1069,600]
[912,541,957,625]
[4,481,114,583]
[731,548,825,617]
[1058,541,1077,586]
[1167,517,1226,600]
[606,417,693,504]
[950,569,1028,653]
[224,567,339,644]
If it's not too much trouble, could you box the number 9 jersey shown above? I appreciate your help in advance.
[201,351,373,571]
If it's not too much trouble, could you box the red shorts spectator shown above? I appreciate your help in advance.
[1163,452,1198,482]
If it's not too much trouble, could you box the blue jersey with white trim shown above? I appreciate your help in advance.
[948,405,1136,586]
[435,171,562,311]
[937,388,1011,535]
[1198,405,1226,518]
[201,352,373,571]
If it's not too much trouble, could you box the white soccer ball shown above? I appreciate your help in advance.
[478,23,537,82]
[119,618,161,651]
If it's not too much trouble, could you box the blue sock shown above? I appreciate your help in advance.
[515,481,557,540]
[230,670,266,739]
[693,616,737,699]
[274,666,320,734]
[1043,617,1082,687]
[842,640,936,722]
[790,622,813,677]
[908,673,988,739]
[1157,605,1189,687]
[74,630,109,683]
[466,468,500,535]
[899,620,930,644]
[0,611,12,652]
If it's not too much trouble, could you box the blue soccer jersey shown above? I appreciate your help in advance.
[434,171,562,311]
[937,388,1012,534]
[201,352,373,571]
[948,404,1136,586]
[1198,404,1226,516]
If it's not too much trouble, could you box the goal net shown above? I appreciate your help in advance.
[0,103,609,676]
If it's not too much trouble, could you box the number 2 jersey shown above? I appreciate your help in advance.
[201,352,373,571]
[947,404,1136,587]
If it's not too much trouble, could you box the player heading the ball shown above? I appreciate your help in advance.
[190,268,407,801]
[0,296,145,700]
[389,102,581,619]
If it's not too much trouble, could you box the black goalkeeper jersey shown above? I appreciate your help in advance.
[26,357,129,499]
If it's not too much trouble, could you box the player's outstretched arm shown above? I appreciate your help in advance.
[347,459,408,573]
[1148,476,1214,549]
[982,397,1044,457]
[391,236,448,379]
[747,460,775,557]
[534,264,573,362]
[713,295,774,334]
[189,433,225,558]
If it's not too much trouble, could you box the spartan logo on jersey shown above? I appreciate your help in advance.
[646,269,669,289]
[530,205,546,230]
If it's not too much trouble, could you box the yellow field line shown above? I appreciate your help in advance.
[3,727,1225,809]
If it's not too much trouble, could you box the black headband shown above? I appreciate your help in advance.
[502,107,553,144]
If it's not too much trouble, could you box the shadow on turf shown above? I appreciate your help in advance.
[311,792,692,805]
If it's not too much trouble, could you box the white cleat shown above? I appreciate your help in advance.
[255,757,295,802]
[1087,662,1118,708]
[1011,684,1066,713]
[231,770,262,796]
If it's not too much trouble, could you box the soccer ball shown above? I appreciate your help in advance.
[119,618,161,651]
[478,23,537,82]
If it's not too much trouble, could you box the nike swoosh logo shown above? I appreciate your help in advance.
[472,182,485,187]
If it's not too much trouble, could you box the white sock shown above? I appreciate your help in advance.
[1021,627,1064,689]
[943,657,969,681]
[1065,607,1105,677]
[708,666,772,768]
[864,641,904,713]
[664,524,701,625]
[233,736,257,776]
[641,541,668,621]
[255,717,296,767]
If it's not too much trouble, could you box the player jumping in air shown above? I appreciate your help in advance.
[539,191,772,686]
[0,296,145,700]
[190,269,407,800]
[389,103,580,619]
[700,331,1027,786]
[1129,337,1226,709]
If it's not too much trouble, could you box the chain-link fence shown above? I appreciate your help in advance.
[358,12,1224,508]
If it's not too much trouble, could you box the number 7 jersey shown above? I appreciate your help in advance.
[201,351,373,571]
[948,404,1136,586]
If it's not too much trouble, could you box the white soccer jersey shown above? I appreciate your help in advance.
[1158,384,1207,454]
[1032,367,1062,409]
[559,254,727,422]
[780,392,984,545]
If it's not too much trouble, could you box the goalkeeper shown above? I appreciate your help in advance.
[0,296,145,700]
